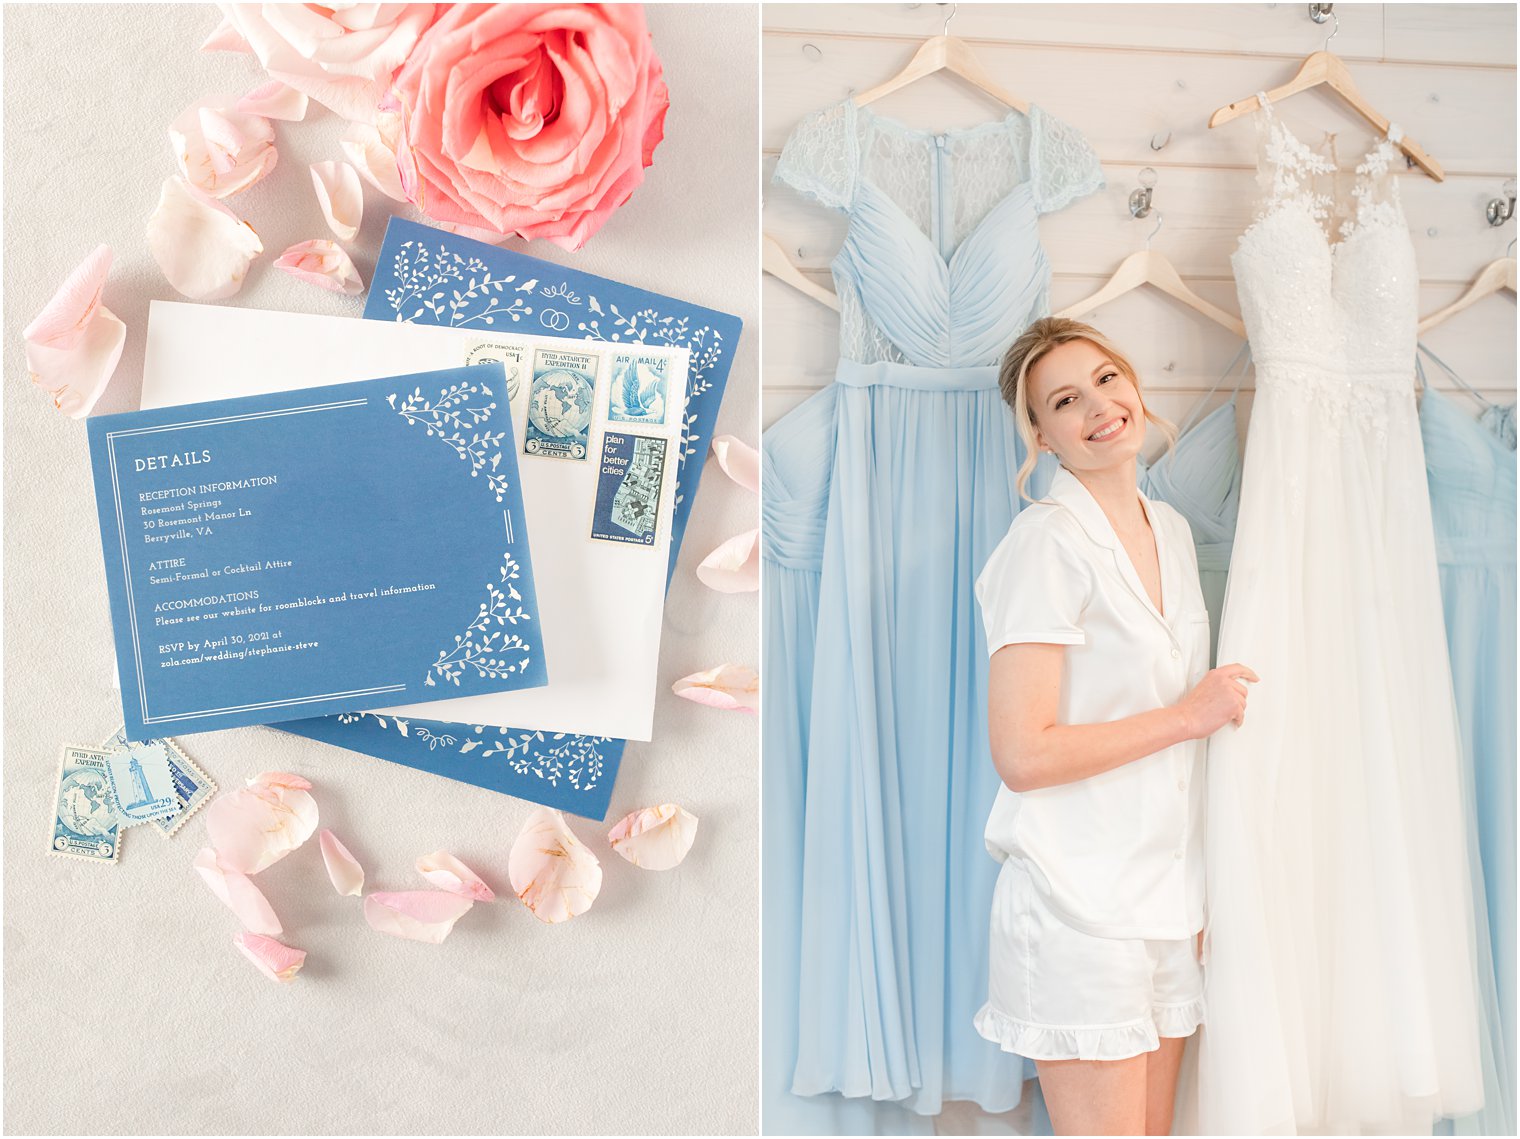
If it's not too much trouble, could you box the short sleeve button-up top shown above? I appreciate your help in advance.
[975,464,1209,941]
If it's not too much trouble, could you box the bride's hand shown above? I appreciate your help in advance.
[1179,664,1259,737]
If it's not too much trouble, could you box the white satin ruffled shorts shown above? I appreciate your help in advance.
[974,859,1204,1062]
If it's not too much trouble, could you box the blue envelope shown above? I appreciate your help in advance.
[278,218,744,819]
[89,364,547,740]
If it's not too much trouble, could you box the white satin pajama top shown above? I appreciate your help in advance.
[976,464,1210,940]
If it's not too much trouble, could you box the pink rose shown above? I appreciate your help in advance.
[207,4,439,124]
[389,4,670,250]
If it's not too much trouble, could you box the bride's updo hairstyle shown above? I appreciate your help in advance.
[998,316,1176,501]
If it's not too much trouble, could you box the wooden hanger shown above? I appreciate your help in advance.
[763,234,839,312]
[1418,256,1517,334]
[851,4,1028,113]
[1055,216,1247,337]
[1208,14,1443,181]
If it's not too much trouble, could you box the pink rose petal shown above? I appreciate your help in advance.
[340,120,407,202]
[416,850,495,901]
[203,770,317,874]
[310,160,363,241]
[319,829,364,896]
[363,891,474,944]
[169,99,277,198]
[607,805,699,871]
[194,847,282,935]
[710,435,759,495]
[202,16,253,54]
[672,663,759,714]
[508,808,602,924]
[233,932,305,983]
[696,529,760,593]
[23,244,125,419]
[237,80,308,122]
[274,239,364,295]
[146,177,263,301]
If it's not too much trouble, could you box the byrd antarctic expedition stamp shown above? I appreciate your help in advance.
[102,727,216,837]
[608,352,670,426]
[48,745,121,863]
[524,348,598,460]
[464,339,527,403]
[591,432,667,546]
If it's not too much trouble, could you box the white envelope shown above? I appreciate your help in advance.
[138,301,689,742]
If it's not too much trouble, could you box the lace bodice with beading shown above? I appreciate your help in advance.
[1230,91,1416,443]
[773,99,1105,367]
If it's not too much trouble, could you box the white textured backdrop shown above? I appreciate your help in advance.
[3,5,759,1135]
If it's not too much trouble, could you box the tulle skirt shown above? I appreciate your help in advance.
[1193,365,1485,1133]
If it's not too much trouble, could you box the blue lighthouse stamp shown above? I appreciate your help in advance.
[48,745,122,863]
[102,727,217,838]
[103,740,179,825]
[591,432,667,546]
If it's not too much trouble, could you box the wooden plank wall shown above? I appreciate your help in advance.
[761,3,1518,445]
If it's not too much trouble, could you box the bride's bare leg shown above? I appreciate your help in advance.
[1035,1055,1147,1135]
[1144,1036,1187,1135]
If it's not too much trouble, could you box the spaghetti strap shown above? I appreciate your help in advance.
[1176,341,1252,437]
[1417,341,1492,409]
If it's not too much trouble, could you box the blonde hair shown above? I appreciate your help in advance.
[997,316,1177,500]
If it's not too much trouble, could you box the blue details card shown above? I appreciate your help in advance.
[88,363,547,740]
[277,217,744,819]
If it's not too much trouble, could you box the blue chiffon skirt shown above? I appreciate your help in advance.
[762,362,1058,1131]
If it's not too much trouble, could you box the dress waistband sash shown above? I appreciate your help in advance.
[835,358,1002,392]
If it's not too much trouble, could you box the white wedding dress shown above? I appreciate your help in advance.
[1194,94,1485,1133]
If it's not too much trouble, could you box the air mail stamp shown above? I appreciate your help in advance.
[591,432,667,546]
[524,348,598,460]
[608,352,670,426]
[49,745,121,864]
[102,727,217,838]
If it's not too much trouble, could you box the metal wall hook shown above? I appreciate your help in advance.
[801,42,822,62]
[1309,4,1339,51]
[1129,168,1157,219]
[1150,130,1172,151]
[1486,179,1516,227]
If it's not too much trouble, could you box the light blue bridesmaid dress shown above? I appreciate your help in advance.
[1139,345,1249,663]
[1419,346,1517,1137]
[761,98,1102,1132]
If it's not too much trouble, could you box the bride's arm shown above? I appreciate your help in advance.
[988,644,1253,792]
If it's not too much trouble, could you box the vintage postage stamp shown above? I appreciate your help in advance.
[103,739,180,825]
[591,431,667,546]
[48,745,122,863]
[524,347,598,461]
[464,339,528,404]
[102,727,217,838]
[608,352,671,426]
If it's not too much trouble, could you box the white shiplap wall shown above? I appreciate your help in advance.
[761,3,1518,444]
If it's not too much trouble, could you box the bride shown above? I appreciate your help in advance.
[973,316,1256,1134]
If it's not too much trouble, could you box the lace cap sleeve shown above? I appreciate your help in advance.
[1029,106,1105,216]
[773,101,857,213]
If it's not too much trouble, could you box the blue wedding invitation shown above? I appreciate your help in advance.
[277,218,745,819]
[89,363,546,740]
